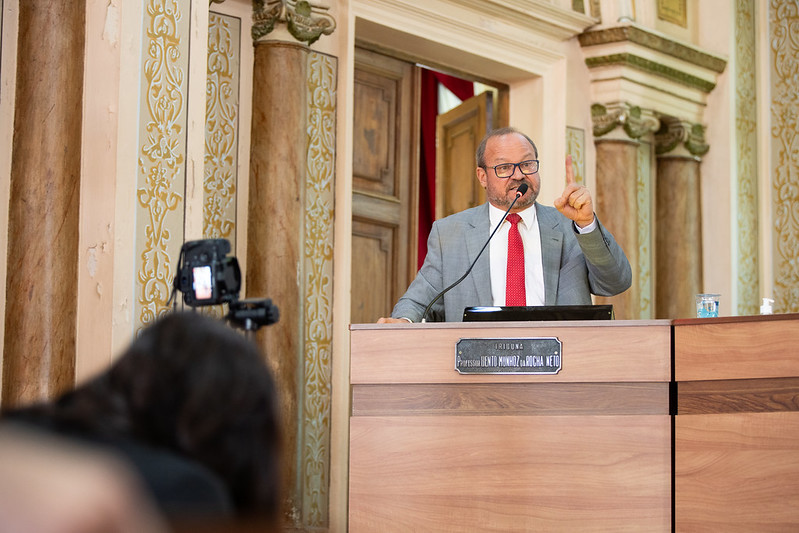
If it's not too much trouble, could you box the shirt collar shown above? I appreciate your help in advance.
[488,202,537,229]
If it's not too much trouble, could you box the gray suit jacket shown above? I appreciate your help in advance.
[391,202,632,322]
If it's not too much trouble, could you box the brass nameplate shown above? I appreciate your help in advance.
[455,337,562,375]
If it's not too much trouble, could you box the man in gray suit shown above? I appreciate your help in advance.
[378,127,631,323]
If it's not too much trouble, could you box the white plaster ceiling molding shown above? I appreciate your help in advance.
[353,0,597,82]
[578,23,727,124]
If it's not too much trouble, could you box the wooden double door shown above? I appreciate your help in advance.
[350,47,501,323]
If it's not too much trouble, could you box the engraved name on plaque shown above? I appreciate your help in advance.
[455,337,562,375]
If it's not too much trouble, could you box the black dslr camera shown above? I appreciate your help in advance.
[176,239,241,307]
[173,239,278,331]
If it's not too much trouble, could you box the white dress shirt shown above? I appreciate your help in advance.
[487,203,598,307]
[488,204,545,306]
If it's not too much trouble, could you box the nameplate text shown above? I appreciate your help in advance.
[455,337,562,375]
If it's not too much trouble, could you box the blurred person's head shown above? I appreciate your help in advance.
[2,311,282,520]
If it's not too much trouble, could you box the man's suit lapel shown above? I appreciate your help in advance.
[465,204,493,305]
[536,204,563,305]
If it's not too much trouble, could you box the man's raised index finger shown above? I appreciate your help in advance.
[565,154,576,185]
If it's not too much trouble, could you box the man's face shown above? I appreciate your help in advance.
[476,133,540,212]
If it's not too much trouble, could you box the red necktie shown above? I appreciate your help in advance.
[506,213,526,306]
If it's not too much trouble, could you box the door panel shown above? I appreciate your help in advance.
[351,220,394,323]
[351,48,418,323]
[353,68,397,197]
[435,92,494,218]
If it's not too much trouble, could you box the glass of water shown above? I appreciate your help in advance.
[696,293,720,318]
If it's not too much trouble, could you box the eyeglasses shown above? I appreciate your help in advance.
[484,160,539,178]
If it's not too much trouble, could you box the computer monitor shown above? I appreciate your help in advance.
[462,305,613,322]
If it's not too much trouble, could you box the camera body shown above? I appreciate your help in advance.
[176,239,241,307]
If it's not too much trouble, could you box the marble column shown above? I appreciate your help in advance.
[654,118,709,319]
[592,104,659,319]
[2,2,85,406]
[249,39,307,521]
[594,138,639,319]
[249,1,336,527]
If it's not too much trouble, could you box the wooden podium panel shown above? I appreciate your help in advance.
[350,415,670,532]
[350,321,672,532]
[674,313,799,381]
[676,411,799,532]
[674,314,799,531]
[351,321,671,384]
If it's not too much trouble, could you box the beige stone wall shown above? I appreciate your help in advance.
[697,0,735,314]
[76,0,124,382]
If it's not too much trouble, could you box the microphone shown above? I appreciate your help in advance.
[421,183,529,322]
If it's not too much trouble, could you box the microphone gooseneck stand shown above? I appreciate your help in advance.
[421,183,529,322]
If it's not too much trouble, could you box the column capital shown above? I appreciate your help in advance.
[592,102,660,140]
[252,0,336,45]
[654,116,709,158]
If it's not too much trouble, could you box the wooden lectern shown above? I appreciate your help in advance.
[674,313,799,531]
[349,320,672,532]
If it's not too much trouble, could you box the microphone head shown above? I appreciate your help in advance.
[516,183,529,197]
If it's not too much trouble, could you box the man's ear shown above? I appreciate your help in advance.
[476,167,487,188]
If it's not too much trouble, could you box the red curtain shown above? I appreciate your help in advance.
[418,70,474,269]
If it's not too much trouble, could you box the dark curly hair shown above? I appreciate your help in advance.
[1,312,281,519]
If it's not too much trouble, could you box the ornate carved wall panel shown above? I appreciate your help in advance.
[134,0,189,329]
[734,0,759,315]
[769,0,799,313]
[637,142,653,318]
[247,42,336,529]
[301,49,336,526]
[566,126,586,186]
[205,11,240,245]
[658,0,687,27]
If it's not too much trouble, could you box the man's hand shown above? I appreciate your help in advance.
[377,317,410,324]
[553,155,595,228]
